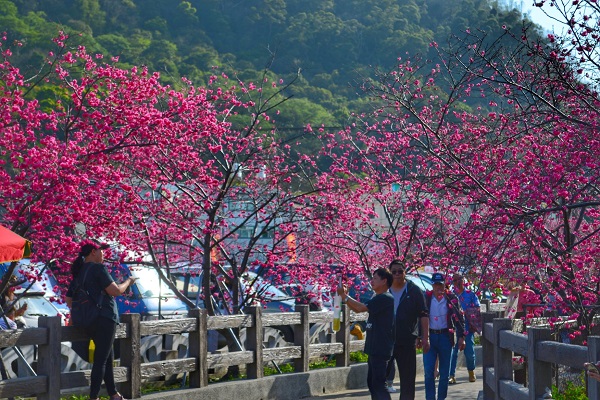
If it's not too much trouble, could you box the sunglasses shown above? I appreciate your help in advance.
[391,270,405,275]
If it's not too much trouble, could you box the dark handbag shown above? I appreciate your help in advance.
[464,306,482,334]
[70,265,103,328]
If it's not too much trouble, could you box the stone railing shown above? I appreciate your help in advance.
[480,312,600,400]
[0,305,366,399]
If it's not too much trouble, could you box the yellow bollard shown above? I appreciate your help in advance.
[89,339,95,363]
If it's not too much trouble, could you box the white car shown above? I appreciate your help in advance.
[240,271,296,312]
[406,272,434,292]
[9,294,65,328]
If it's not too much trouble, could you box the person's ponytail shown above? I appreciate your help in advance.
[71,243,96,278]
[71,254,86,278]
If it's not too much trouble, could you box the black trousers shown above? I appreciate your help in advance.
[368,355,392,400]
[87,316,118,398]
[389,342,417,400]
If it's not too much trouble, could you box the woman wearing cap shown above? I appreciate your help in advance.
[66,241,137,400]
[423,272,465,400]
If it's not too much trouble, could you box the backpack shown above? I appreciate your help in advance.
[70,264,103,328]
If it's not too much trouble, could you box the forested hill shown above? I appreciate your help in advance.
[2,0,538,128]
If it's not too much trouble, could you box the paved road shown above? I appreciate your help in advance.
[304,367,482,400]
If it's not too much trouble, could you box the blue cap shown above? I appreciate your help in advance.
[431,272,445,284]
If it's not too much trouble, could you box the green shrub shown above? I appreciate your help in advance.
[350,351,368,363]
[551,378,588,400]
[309,358,337,369]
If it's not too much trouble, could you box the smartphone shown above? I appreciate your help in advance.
[584,362,599,374]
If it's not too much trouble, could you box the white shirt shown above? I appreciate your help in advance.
[429,296,448,330]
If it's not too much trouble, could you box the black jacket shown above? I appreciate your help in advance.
[393,280,429,342]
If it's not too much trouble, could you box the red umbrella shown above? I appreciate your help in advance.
[0,225,31,263]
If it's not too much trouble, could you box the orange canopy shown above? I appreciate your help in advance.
[0,225,31,263]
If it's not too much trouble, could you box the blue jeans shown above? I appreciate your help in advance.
[423,333,452,400]
[368,355,392,400]
[450,331,475,375]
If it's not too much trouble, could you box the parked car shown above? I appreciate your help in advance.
[240,271,296,312]
[110,264,190,320]
[251,263,337,312]
[169,265,296,313]
[0,261,67,327]
[277,282,331,311]
[170,265,333,349]
[406,271,434,292]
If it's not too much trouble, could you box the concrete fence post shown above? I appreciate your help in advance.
[36,316,61,400]
[246,306,264,379]
[481,299,490,313]
[188,308,208,388]
[120,313,141,398]
[493,318,513,400]
[335,304,350,367]
[294,305,310,372]
[527,327,552,400]
[481,312,497,400]
[587,336,600,400]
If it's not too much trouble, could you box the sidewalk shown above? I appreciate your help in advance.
[304,367,483,400]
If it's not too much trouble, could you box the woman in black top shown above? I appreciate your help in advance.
[66,241,137,400]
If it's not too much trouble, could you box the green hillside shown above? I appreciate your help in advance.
[2,0,538,130]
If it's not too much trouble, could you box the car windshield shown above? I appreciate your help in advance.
[21,296,60,317]
[406,274,433,292]
[128,266,177,298]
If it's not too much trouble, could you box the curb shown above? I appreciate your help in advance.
[142,363,369,400]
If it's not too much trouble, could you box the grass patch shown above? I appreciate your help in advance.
[238,351,370,379]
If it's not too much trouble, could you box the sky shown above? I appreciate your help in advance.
[514,0,565,33]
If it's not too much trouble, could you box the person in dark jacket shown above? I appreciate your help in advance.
[387,259,430,400]
[338,268,395,400]
[424,273,465,400]
[66,240,137,400]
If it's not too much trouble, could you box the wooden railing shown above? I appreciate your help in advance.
[480,312,600,400]
[0,305,366,399]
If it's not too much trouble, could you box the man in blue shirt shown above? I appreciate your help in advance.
[338,268,395,400]
[449,273,480,384]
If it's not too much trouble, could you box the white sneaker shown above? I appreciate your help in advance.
[386,385,397,393]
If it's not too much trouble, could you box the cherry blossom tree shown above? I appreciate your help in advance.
[533,0,600,91]
[0,32,332,322]
[326,18,600,340]
[118,76,328,314]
